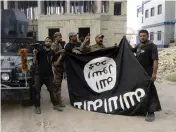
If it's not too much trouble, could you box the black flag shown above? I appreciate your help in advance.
[65,37,161,115]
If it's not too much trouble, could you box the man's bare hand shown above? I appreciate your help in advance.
[72,50,81,54]
[56,49,65,54]
[84,33,90,43]
[151,73,157,82]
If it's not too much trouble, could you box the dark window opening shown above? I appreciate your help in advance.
[114,2,121,15]
[78,27,90,40]
[48,28,60,41]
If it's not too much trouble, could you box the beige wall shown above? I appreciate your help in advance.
[37,0,127,46]
[38,14,126,46]
[38,15,101,44]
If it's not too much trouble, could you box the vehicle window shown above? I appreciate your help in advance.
[1,56,33,69]
[1,42,33,53]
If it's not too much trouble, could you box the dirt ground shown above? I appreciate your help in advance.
[1,80,176,132]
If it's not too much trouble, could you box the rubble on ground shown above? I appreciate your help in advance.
[157,46,176,81]
[165,72,176,82]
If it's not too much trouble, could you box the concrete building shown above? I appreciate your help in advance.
[137,0,176,47]
[1,0,127,47]
[126,27,138,47]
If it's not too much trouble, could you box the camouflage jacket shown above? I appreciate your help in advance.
[51,42,65,69]
[80,44,106,53]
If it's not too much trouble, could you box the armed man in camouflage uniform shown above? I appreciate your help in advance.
[73,34,105,53]
[51,32,66,111]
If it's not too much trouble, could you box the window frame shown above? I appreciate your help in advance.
[158,4,162,15]
[114,2,122,15]
[151,7,155,17]
[157,31,162,40]
[145,9,149,18]
[150,32,154,41]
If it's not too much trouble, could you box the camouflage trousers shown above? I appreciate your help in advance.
[52,66,64,104]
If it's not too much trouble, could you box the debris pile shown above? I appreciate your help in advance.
[157,47,176,80]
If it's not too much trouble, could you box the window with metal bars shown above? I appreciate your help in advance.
[44,1,66,15]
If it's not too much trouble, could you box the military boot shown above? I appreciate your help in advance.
[34,107,41,114]
[59,98,65,107]
[145,112,155,122]
[53,105,63,111]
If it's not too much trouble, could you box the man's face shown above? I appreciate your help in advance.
[139,33,148,43]
[45,38,52,48]
[71,35,77,42]
[96,37,103,45]
[56,35,62,42]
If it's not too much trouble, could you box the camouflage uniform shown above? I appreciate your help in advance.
[51,42,65,106]
[83,44,105,52]
[76,43,105,53]
[73,34,105,53]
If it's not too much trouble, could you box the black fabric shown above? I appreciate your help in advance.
[147,82,161,113]
[35,48,55,77]
[65,42,81,52]
[65,37,161,115]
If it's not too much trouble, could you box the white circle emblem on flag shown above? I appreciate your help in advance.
[84,57,116,93]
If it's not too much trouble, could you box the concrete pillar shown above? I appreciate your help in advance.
[3,1,8,9]
[121,1,127,15]
[108,1,114,15]
[15,1,18,9]
[38,1,44,15]
[66,0,70,14]
[97,1,102,13]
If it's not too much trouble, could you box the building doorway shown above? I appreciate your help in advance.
[78,27,90,39]
[48,28,60,40]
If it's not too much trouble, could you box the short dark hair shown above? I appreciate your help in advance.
[138,29,149,36]
[45,37,52,41]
